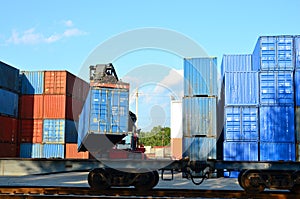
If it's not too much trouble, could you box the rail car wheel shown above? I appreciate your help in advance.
[88,168,111,190]
[290,171,300,194]
[134,171,159,191]
[240,170,265,193]
[238,170,246,189]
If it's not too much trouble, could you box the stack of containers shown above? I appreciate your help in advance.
[253,36,296,161]
[0,61,19,157]
[295,36,300,161]
[222,54,259,177]
[182,58,218,164]
[19,70,90,158]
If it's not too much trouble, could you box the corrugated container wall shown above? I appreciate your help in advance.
[20,143,43,158]
[260,105,295,142]
[294,69,300,106]
[43,144,64,158]
[0,88,18,117]
[0,61,19,93]
[184,58,218,97]
[295,107,300,142]
[0,143,17,157]
[252,36,294,71]
[19,95,44,119]
[65,143,89,159]
[170,100,182,138]
[182,137,217,160]
[19,119,43,143]
[223,141,258,161]
[295,36,300,68]
[221,54,252,76]
[0,116,18,143]
[224,107,259,141]
[225,72,259,105]
[20,71,44,94]
[183,97,217,137]
[260,142,295,161]
[259,71,294,105]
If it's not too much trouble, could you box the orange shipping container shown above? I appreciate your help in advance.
[19,95,44,119]
[0,143,17,157]
[0,116,17,143]
[19,119,43,143]
[65,143,89,159]
[171,138,182,160]
[43,95,84,120]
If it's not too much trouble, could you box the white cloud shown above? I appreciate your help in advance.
[64,20,74,27]
[63,28,86,37]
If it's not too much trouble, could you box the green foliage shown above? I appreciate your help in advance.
[139,126,170,147]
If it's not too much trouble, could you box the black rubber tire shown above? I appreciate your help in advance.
[134,171,159,191]
[88,168,111,190]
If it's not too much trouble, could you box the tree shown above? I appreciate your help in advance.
[139,126,170,147]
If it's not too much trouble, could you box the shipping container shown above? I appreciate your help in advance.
[252,36,294,71]
[221,54,252,76]
[0,116,17,143]
[20,71,44,94]
[260,142,295,161]
[184,57,218,97]
[43,119,78,144]
[183,97,217,137]
[294,69,300,106]
[43,144,64,158]
[19,95,44,119]
[43,95,83,120]
[170,100,182,138]
[171,138,182,160]
[0,143,17,157]
[0,88,18,117]
[20,143,43,158]
[223,141,258,161]
[295,107,300,142]
[295,36,300,69]
[182,137,216,160]
[225,72,259,105]
[19,119,43,143]
[259,71,294,105]
[0,61,19,93]
[260,105,295,143]
[224,106,259,141]
[65,143,89,159]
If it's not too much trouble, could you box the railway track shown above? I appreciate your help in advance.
[0,186,298,199]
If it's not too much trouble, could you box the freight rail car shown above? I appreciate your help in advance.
[77,63,300,193]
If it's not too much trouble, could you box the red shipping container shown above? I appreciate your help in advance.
[43,95,83,120]
[65,143,89,159]
[19,119,43,143]
[44,71,72,95]
[19,95,44,119]
[0,143,17,157]
[0,116,17,143]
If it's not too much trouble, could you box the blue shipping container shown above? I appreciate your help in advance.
[259,71,294,105]
[43,144,64,158]
[0,61,19,93]
[295,107,300,142]
[0,88,18,117]
[260,142,295,161]
[20,143,43,158]
[184,57,218,97]
[20,71,44,94]
[183,97,217,137]
[252,36,294,71]
[295,36,300,68]
[78,87,129,151]
[225,72,259,105]
[294,69,300,106]
[224,106,259,141]
[43,119,78,144]
[223,141,258,161]
[260,105,295,143]
[221,54,252,76]
[182,137,217,160]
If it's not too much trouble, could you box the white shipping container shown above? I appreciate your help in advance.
[171,100,182,138]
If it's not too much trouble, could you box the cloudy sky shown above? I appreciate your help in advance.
[1,0,299,131]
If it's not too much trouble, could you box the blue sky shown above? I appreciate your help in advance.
[1,0,300,131]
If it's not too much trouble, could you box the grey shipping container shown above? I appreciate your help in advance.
[0,88,18,117]
[225,71,259,106]
[184,57,218,97]
[0,61,19,93]
[221,54,252,76]
[252,36,294,71]
[183,97,217,137]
